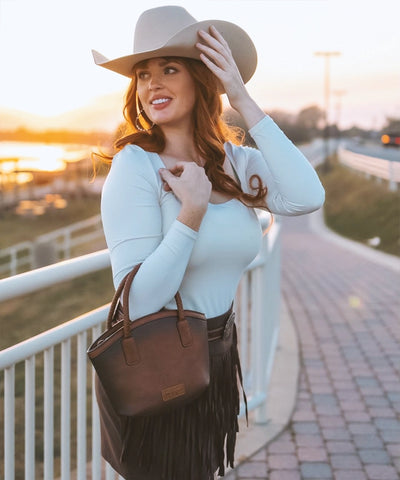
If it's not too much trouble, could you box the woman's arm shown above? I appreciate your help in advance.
[101,146,198,320]
[197,26,324,215]
[245,116,325,215]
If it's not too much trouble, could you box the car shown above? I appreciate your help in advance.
[381,133,400,147]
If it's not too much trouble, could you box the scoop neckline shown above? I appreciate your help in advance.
[154,153,237,206]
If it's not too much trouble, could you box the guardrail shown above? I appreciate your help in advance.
[338,147,400,191]
[0,213,281,480]
[0,214,104,278]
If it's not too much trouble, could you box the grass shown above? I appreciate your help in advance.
[317,157,400,257]
[0,193,103,249]
[0,268,114,350]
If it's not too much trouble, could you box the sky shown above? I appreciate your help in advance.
[0,0,399,131]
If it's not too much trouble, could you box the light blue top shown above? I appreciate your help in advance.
[101,115,325,319]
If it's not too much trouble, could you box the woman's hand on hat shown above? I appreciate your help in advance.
[196,26,249,110]
[197,26,265,129]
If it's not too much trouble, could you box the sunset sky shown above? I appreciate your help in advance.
[0,0,399,131]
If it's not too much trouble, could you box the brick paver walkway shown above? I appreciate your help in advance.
[227,215,400,480]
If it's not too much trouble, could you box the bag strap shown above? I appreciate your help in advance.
[107,263,186,340]
[106,268,135,330]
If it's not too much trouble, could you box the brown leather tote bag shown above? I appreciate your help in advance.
[87,264,210,416]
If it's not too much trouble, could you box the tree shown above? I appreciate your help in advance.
[382,117,400,133]
[296,105,324,131]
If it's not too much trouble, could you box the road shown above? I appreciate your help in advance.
[299,139,338,168]
[344,140,400,163]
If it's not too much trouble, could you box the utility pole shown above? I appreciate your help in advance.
[314,51,341,171]
[333,89,346,152]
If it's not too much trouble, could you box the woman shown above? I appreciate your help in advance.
[93,5,325,480]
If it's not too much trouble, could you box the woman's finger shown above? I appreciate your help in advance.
[198,27,230,57]
[209,25,231,50]
[196,42,228,70]
[198,52,222,77]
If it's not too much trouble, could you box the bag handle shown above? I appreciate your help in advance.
[107,264,191,345]
[106,264,141,330]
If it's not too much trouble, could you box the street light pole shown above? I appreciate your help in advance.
[314,51,341,171]
[333,89,346,151]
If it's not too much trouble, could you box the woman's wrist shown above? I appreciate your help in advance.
[231,93,266,130]
[177,203,208,231]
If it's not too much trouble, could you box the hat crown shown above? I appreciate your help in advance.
[93,6,257,85]
[134,6,197,53]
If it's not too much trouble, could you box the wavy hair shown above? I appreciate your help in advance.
[113,57,268,208]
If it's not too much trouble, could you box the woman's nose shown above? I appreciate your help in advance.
[148,74,162,90]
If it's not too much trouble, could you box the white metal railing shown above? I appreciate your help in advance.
[0,214,104,278]
[338,146,400,191]
[0,241,33,278]
[34,214,104,262]
[0,214,281,479]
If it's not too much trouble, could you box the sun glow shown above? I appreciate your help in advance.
[0,1,399,130]
[0,143,66,173]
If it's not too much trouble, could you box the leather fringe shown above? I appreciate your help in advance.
[120,324,247,480]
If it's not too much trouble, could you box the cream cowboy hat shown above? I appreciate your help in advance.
[92,5,257,84]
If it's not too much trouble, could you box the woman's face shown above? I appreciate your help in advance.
[136,57,196,131]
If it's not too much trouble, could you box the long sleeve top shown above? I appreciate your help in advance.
[101,115,325,319]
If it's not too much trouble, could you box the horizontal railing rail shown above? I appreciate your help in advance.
[0,214,104,278]
[0,213,280,480]
[0,249,110,303]
[338,146,400,191]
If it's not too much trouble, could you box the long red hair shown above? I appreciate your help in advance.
[114,57,268,208]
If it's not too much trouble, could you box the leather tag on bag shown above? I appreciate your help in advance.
[162,383,186,402]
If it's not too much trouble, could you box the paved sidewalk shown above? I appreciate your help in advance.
[227,214,400,480]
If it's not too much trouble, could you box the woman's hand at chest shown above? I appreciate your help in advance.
[159,162,212,231]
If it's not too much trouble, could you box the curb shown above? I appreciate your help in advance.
[309,208,400,273]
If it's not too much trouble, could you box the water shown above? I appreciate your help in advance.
[0,141,92,184]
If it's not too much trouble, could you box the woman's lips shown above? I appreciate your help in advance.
[150,98,172,110]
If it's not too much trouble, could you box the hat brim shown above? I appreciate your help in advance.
[92,19,257,84]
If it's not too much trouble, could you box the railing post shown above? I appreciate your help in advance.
[239,275,249,386]
[252,267,268,424]
[25,356,36,480]
[388,161,397,191]
[105,462,116,479]
[77,331,87,480]
[254,225,282,424]
[61,339,71,480]
[44,347,54,480]
[91,325,102,480]
[4,366,15,480]
[10,248,17,276]
[64,229,71,259]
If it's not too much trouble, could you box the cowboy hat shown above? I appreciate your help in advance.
[92,5,257,84]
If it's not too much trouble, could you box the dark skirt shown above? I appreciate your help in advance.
[95,308,247,480]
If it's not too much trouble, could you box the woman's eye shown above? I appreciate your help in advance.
[164,67,177,75]
[137,71,149,80]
